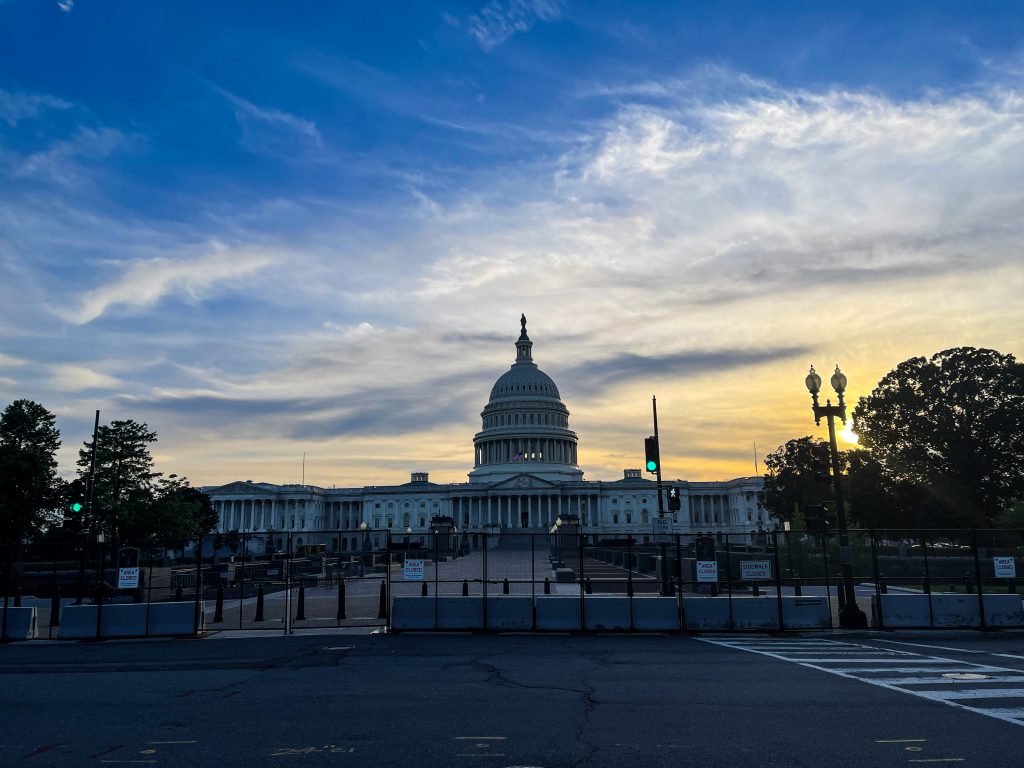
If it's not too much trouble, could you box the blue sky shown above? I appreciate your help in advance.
[1,1,1023,486]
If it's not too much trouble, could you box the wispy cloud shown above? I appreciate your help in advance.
[217,87,326,160]
[64,244,278,324]
[11,126,135,186]
[0,89,72,126]
[49,364,120,391]
[464,0,563,51]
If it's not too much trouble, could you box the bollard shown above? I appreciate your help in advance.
[462,580,469,596]
[752,582,761,597]
[213,584,224,622]
[584,577,593,595]
[175,585,183,602]
[503,577,510,595]
[878,572,887,595]
[543,577,550,595]
[421,582,428,597]
[337,580,347,621]
[964,571,973,593]
[627,576,634,598]
[1009,580,1017,595]
[377,580,388,619]
[793,576,802,597]
[254,585,265,622]
[296,582,306,621]
[135,570,146,604]
[14,586,22,608]
[50,586,61,629]
[923,576,931,594]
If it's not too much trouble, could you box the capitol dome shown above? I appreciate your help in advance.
[468,315,584,483]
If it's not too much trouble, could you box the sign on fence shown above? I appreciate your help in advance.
[740,560,771,581]
[403,559,425,581]
[696,560,718,582]
[117,567,140,589]
[994,557,1016,579]
[653,517,672,543]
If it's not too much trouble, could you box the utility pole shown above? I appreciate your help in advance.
[652,396,672,597]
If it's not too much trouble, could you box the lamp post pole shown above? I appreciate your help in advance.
[805,365,868,629]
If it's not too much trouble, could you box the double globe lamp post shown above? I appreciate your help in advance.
[805,364,869,629]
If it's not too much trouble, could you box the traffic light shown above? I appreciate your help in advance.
[66,477,87,515]
[644,436,660,474]
[667,486,681,511]
[812,443,831,483]
[804,504,832,534]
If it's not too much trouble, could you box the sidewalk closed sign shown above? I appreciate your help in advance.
[994,557,1016,579]
[696,560,718,582]
[740,560,771,581]
[403,559,425,581]
[117,567,140,589]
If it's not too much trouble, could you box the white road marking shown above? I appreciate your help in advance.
[875,639,1024,662]
[699,637,1024,728]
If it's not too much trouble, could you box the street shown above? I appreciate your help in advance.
[2,630,1024,767]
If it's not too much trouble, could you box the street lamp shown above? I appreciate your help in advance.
[805,364,868,629]
[359,521,371,572]
[405,527,412,562]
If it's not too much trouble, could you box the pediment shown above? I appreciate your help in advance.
[488,473,560,490]
[210,481,269,495]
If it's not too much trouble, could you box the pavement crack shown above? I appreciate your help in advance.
[474,661,588,694]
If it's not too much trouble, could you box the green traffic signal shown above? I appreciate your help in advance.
[646,460,657,472]
[69,502,83,513]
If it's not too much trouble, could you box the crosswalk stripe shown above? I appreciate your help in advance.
[697,637,1024,729]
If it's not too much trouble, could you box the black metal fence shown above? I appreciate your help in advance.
[3,528,1023,639]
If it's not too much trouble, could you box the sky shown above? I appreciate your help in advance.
[1,1,1023,489]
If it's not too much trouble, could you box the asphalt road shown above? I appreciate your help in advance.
[2,630,1023,767]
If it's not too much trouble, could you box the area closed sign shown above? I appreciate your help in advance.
[696,560,718,582]
[994,557,1016,579]
[403,559,425,581]
[117,567,140,589]
[740,560,771,580]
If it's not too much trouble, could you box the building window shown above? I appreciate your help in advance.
[613,514,619,524]
[373,515,381,528]
[387,516,394,528]
[641,510,649,524]
[419,516,425,527]
[626,513,632,524]
[403,513,410,527]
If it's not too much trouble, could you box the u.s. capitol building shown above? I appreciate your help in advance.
[205,317,765,552]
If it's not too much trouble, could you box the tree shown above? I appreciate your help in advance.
[138,475,218,541]
[77,419,159,542]
[760,436,843,526]
[994,500,1024,530]
[0,400,62,545]
[853,347,1024,527]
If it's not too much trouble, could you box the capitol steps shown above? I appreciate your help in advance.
[495,527,549,549]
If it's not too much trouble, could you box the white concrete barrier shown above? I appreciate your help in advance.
[1,607,38,640]
[485,597,532,630]
[874,593,1024,628]
[583,596,630,631]
[391,596,436,630]
[535,596,580,630]
[437,596,484,629]
[57,604,99,639]
[631,597,680,630]
[684,596,780,630]
[148,601,203,635]
[781,596,831,629]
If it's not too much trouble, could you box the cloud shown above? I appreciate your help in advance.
[217,88,326,160]
[65,244,277,324]
[465,0,563,51]
[0,89,72,126]
[11,126,134,186]
[50,364,120,391]
[57,0,74,11]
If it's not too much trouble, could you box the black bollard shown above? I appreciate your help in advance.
[213,584,224,622]
[135,570,146,604]
[377,580,388,619]
[584,577,593,595]
[503,577,510,595]
[627,576,634,598]
[50,586,61,629]
[1009,580,1017,595]
[296,582,306,621]
[462,580,469,596]
[923,576,931,594]
[878,572,887,595]
[543,577,551,595]
[14,586,21,608]
[794,575,802,597]
[337,580,347,620]
[752,582,761,597]
[421,582,428,597]
[964,571,973,593]
[175,585,183,602]
[254,585,265,622]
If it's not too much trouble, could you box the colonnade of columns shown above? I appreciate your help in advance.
[451,493,599,529]
[689,495,732,526]
[473,438,578,467]
[215,498,363,532]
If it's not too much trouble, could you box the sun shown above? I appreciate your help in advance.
[839,419,859,445]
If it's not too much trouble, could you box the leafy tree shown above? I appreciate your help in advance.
[994,500,1024,530]
[0,400,62,545]
[77,419,159,542]
[137,474,218,541]
[853,347,1024,527]
[760,436,843,525]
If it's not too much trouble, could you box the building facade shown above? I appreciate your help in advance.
[204,317,765,552]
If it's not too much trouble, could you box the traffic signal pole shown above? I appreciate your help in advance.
[652,396,672,597]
